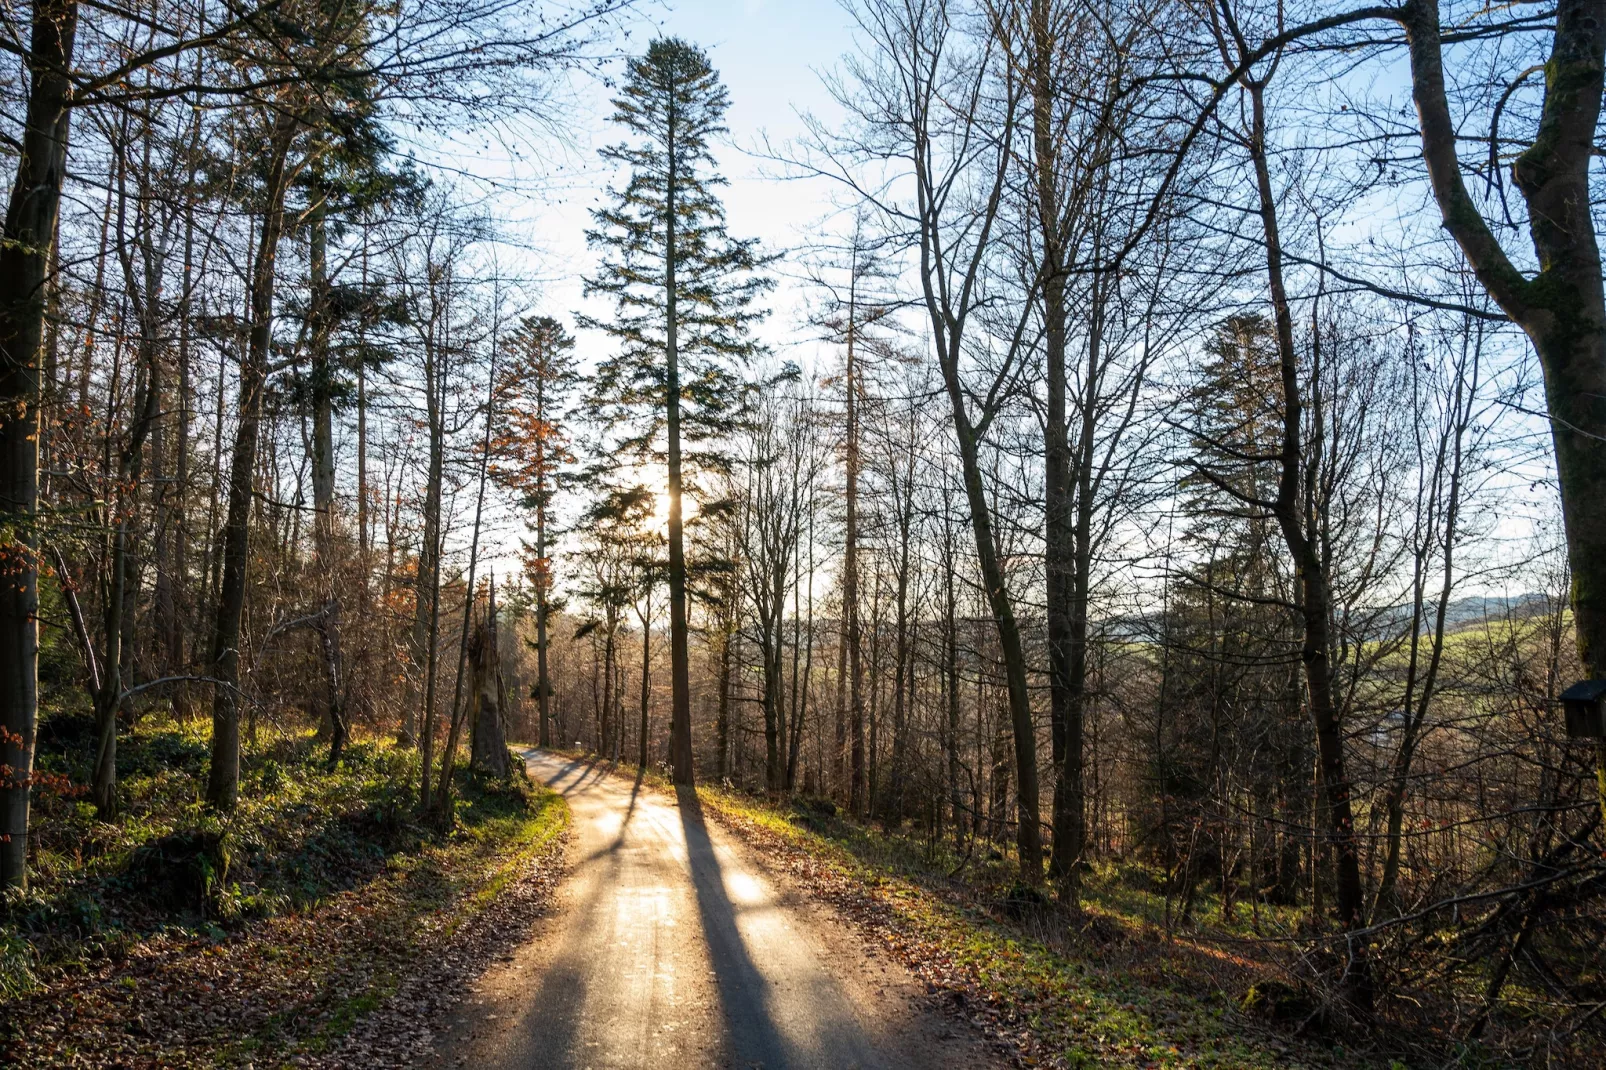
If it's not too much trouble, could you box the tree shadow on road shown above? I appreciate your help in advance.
[677,785,799,1069]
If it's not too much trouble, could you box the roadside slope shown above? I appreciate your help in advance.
[2,726,568,1068]
[686,776,1378,1069]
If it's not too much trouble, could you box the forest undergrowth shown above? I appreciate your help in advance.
[0,717,568,1067]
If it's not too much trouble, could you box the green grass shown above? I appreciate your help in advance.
[2,715,570,1067]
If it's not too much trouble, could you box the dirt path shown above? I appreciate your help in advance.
[437,750,1002,1069]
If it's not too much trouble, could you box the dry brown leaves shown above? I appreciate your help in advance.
[3,832,568,1068]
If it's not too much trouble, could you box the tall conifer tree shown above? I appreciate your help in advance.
[582,38,770,786]
[493,316,581,748]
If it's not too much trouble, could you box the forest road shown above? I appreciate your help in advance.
[435,749,1003,1070]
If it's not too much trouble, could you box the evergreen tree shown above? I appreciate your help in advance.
[492,315,581,748]
[581,37,771,786]
[1171,314,1310,915]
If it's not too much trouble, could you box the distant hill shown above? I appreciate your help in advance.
[1096,592,1556,644]
[1374,592,1556,637]
[1437,592,1554,629]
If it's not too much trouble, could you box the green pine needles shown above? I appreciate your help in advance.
[581,36,773,476]
[581,37,772,785]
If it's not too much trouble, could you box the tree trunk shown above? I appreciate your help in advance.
[638,603,652,770]
[319,603,347,766]
[166,199,195,720]
[407,352,446,752]
[536,495,552,746]
[206,113,296,811]
[1401,0,1606,822]
[716,624,733,779]
[469,584,510,778]
[435,339,498,812]
[92,316,160,814]
[664,107,695,787]
[1245,78,1370,1010]
[356,242,369,566]
[844,287,868,814]
[943,399,1043,882]
[944,518,963,849]
[1028,0,1083,898]
[0,0,76,888]
[884,474,912,824]
[787,509,814,792]
[307,199,346,753]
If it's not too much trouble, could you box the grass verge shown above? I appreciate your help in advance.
[2,717,569,1068]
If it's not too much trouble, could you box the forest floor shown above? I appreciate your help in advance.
[531,752,1404,1070]
[0,717,569,1068]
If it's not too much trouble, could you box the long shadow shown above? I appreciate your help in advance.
[492,755,630,1069]
[525,751,610,795]
[534,756,587,792]
[474,775,591,1069]
[677,785,798,1069]
[519,748,577,778]
[617,766,644,841]
[535,752,648,857]
[504,951,591,1069]
[579,766,648,863]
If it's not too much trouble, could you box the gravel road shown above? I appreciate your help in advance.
[437,750,1001,1069]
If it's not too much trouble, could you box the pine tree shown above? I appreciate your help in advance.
[581,38,771,787]
[492,315,581,748]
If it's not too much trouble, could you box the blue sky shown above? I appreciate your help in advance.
[490,0,861,373]
[421,1,860,572]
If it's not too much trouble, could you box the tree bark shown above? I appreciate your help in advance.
[943,403,1043,881]
[92,294,160,815]
[903,7,1040,880]
[1400,0,1606,819]
[1244,78,1370,1010]
[306,197,348,762]
[206,112,297,810]
[844,284,866,813]
[638,599,652,770]
[717,622,733,779]
[0,0,76,888]
[435,337,498,813]
[469,583,510,778]
[944,510,964,849]
[536,510,552,746]
[883,448,913,824]
[664,101,695,787]
[1029,0,1083,898]
[407,326,446,753]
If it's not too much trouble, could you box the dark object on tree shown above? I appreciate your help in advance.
[469,584,511,778]
[1560,680,1606,739]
